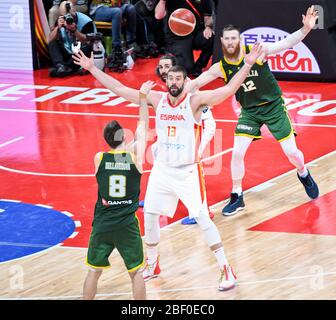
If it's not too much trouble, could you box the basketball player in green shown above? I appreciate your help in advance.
[190,5,319,215]
[83,80,156,300]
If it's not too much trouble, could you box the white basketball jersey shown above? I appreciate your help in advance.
[155,93,202,167]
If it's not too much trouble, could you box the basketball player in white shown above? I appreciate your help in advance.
[152,55,216,224]
[73,42,262,291]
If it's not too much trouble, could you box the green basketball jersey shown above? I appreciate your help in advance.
[220,45,282,109]
[93,150,141,232]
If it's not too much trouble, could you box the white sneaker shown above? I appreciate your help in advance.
[219,265,236,291]
[143,256,161,282]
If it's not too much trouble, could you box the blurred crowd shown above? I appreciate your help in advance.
[42,0,218,77]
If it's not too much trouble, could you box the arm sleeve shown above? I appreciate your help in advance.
[261,29,306,55]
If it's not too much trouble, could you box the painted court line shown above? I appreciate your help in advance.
[0,108,335,128]
[3,270,336,300]
[0,136,24,148]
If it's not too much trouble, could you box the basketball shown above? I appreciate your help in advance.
[168,8,196,36]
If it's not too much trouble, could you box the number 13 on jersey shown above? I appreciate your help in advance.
[167,125,177,137]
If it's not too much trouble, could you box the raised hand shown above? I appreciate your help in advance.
[244,42,262,66]
[203,27,214,40]
[302,5,319,32]
[140,80,156,96]
[72,49,94,71]
[57,16,65,29]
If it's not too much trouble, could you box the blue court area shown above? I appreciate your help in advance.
[0,200,75,263]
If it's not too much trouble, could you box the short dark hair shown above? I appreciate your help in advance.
[167,65,187,79]
[222,24,241,35]
[103,120,124,149]
[156,55,177,76]
[159,54,177,66]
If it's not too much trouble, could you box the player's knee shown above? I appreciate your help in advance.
[232,149,245,162]
[284,148,301,160]
[196,216,222,247]
[128,266,142,279]
[194,214,213,231]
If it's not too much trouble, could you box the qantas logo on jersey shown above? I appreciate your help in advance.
[102,198,133,206]
[160,114,186,121]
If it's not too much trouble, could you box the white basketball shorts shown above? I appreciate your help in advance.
[144,161,208,218]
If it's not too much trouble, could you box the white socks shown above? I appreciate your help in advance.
[298,167,308,178]
[232,187,242,195]
[213,247,229,269]
[146,246,158,265]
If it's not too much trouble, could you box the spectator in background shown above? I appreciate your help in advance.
[155,0,215,77]
[48,0,89,30]
[131,0,164,56]
[89,0,138,56]
[48,1,94,77]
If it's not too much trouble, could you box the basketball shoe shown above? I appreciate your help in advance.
[143,256,160,281]
[297,170,319,199]
[222,193,245,216]
[218,265,237,291]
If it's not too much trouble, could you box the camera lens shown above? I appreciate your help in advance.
[65,13,74,24]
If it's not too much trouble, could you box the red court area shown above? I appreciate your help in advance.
[0,57,335,248]
[249,190,336,236]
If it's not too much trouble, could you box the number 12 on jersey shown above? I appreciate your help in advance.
[241,80,257,92]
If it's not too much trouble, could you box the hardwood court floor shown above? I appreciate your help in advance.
[0,58,335,300]
[0,152,335,300]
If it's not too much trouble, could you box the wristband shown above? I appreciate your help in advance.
[139,92,147,99]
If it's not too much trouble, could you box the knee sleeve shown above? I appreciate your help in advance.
[195,215,222,247]
[144,212,160,245]
[194,214,212,231]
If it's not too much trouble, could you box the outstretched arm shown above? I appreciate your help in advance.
[130,81,156,172]
[72,50,161,107]
[185,62,223,93]
[191,43,262,108]
[261,5,318,55]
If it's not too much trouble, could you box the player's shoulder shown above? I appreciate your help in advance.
[94,151,104,162]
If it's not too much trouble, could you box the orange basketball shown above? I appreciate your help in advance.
[168,8,196,36]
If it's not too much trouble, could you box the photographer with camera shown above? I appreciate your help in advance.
[48,1,95,77]
[48,0,89,30]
